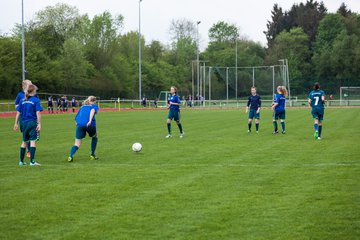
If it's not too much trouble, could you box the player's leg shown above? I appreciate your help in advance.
[175,112,183,137]
[317,112,324,139]
[166,110,173,138]
[19,141,27,166]
[313,110,319,139]
[29,140,40,166]
[255,118,259,133]
[68,126,85,162]
[88,127,98,160]
[272,113,278,134]
[279,111,285,134]
[248,118,253,132]
[166,118,172,138]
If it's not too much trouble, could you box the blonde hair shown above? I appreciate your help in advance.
[22,80,32,91]
[25,84,38,100]
[171,86,177,94]
[277,86,288,96]
[84,96,96,105]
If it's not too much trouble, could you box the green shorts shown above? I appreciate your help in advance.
[248,109,260,119]
[168,109,180,121]
[274,110,286,120]
[76,126,97,140]
[21,121,38,142]
[311,108,324,121]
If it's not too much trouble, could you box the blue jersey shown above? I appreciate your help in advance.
[75,104,99,127]
[274,94,286,112]
[15,91,25,106]
[247,95,261,110]
[16,96,43,123]
[169,95,181,112]
[308,90,325,110]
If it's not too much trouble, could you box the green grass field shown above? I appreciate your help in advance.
[0,108,359,239]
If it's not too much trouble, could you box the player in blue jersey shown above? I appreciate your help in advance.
[71,97,76,113]
[68,96,99,162]
[246,87,261,133]
[56,97,62,113]
[15,80,35,158]
[166,86,184,138]
[47,96,54,114]
[308,83,326,140]
[13,84,43,166]
[272,86,287,134]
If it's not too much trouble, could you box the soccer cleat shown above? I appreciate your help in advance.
[256,131,259,134]
[318,137,321,140]
[282,131,286,134]
[272,130,279,134]
[90,155,98,160]
[30,162,41,166]
[180,132,184,138]
[68,157,73,162]
[26,152,31,158]
[19,161,26,166]
[248,130,251,133]
[314,131,318,140]
[165,134,172,139]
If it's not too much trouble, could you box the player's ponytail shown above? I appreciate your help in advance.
[84,96,96,105]
[25,84,38,100]
[280,86,288,97]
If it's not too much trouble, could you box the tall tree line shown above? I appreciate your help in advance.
[0,1,359,99]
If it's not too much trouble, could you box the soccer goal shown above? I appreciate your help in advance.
[340,87,360,106]
[157,91,171,108]
[194,64,290,108]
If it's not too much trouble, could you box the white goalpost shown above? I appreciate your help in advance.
[340,87,360,106]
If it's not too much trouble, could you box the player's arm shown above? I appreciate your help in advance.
[257,98,261,113]
[36,111,41,131]
[246,97,250,113]
[13,112,20,131]
[321,95,325,104]
[87,109,96,127]
[271,102,278,112]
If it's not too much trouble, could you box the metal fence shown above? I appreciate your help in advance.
[1,99,360,113]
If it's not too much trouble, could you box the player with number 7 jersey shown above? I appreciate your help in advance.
[308,82,325,140]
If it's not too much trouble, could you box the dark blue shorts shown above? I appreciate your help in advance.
[274,110,286,120]
[311,108,324,121]
[168,109,180,121]
[21,121,38,142]
[76,126,97,140]
[248,109,260,119]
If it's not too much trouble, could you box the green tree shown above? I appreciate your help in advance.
[267,27,311,91]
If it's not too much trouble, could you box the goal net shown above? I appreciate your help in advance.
[340,87,360,106]
[196,65,289,107]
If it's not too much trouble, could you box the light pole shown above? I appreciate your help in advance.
[196,21,201,101]
[21,0,25,81]
[235,37,238,100]
[138,0,143,101]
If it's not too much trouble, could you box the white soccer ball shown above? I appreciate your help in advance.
[132,143,142,152]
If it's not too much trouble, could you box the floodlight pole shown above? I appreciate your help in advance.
[285,58,291,103]
[235,38,238,100]
[196,21,201,102]
[226,67,229,104]
[138,0,142,101]
[21,0,26,81]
